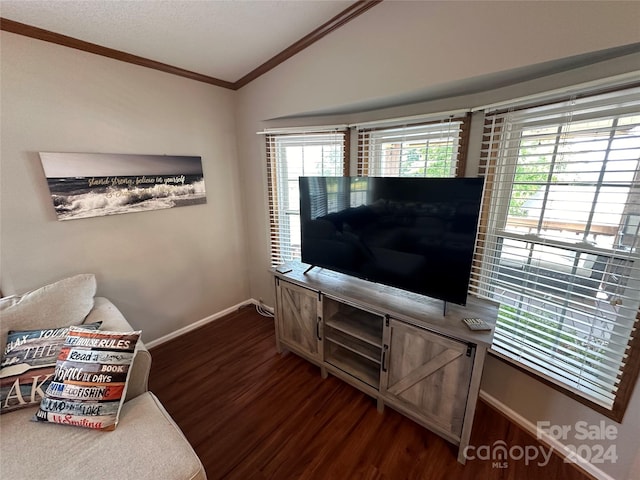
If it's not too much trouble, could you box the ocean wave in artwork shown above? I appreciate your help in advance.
[51,179,207,220]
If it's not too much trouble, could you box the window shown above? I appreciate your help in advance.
[472,86,640,419]
[357,113,470,177]
[265,129,348,267]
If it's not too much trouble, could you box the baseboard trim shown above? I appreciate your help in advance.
[146,298,261,349]
[478,390,615,480]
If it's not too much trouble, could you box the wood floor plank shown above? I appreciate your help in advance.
[149,306,591,480]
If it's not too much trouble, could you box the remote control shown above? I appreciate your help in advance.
[462,318,492,331]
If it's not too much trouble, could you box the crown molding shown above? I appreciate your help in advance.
[0,17,235,89]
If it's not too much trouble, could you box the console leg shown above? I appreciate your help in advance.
[377,397,385,413]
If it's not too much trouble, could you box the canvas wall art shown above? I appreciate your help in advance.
[39,152,207,220]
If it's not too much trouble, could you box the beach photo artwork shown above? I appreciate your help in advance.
[39,152,207,220]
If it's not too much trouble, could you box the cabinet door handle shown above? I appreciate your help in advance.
[316,316,322,340]
[381,344,389,372]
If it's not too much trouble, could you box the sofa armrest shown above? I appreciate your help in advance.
[83,297,151,401]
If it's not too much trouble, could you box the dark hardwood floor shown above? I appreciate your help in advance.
[149,306,590,480]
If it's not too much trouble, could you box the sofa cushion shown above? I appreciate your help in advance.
[34,326,140,431]
[0,274,97,354]
[0,322,102,413]
[0,392,206,480]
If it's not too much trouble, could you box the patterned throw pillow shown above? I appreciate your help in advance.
[0,322,102,413]
[33,326,140,431]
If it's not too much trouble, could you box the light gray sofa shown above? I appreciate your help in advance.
[0,282,206,480]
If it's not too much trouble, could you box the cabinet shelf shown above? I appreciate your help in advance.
[325,328,381,364]
[323,297,383,389]
[324,302,383,347]
[325,344,380,389]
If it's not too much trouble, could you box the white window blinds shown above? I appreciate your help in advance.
[357,114,469,177]
[471,86,640,409]
[265,130,348,267]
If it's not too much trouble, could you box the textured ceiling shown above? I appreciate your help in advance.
[0,0,356,82]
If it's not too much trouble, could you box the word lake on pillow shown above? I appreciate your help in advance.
[34,326,140,431]
[0,322,102,413]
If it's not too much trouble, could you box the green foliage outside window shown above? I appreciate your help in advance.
[398,144,455,177]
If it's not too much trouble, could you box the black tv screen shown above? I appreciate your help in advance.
[299,176,484,306]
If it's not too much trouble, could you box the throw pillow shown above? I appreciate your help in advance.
[0,274,97,354]
[34,326,140,431]
[0,322,102,413]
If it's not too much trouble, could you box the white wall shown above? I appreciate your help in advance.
[0,31,249,343]
[235,2,640,478]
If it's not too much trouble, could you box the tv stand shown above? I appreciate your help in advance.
[303,264,316,274]
[272,261,498,465]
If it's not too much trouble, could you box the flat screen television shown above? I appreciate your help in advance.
[299,176,485,306]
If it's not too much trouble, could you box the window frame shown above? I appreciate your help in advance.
[472,85,640,422]
[357,114,471,178]
[265,130,350,268]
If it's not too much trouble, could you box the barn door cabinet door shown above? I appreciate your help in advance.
[381,319,474,440]
[275,279,322,361]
